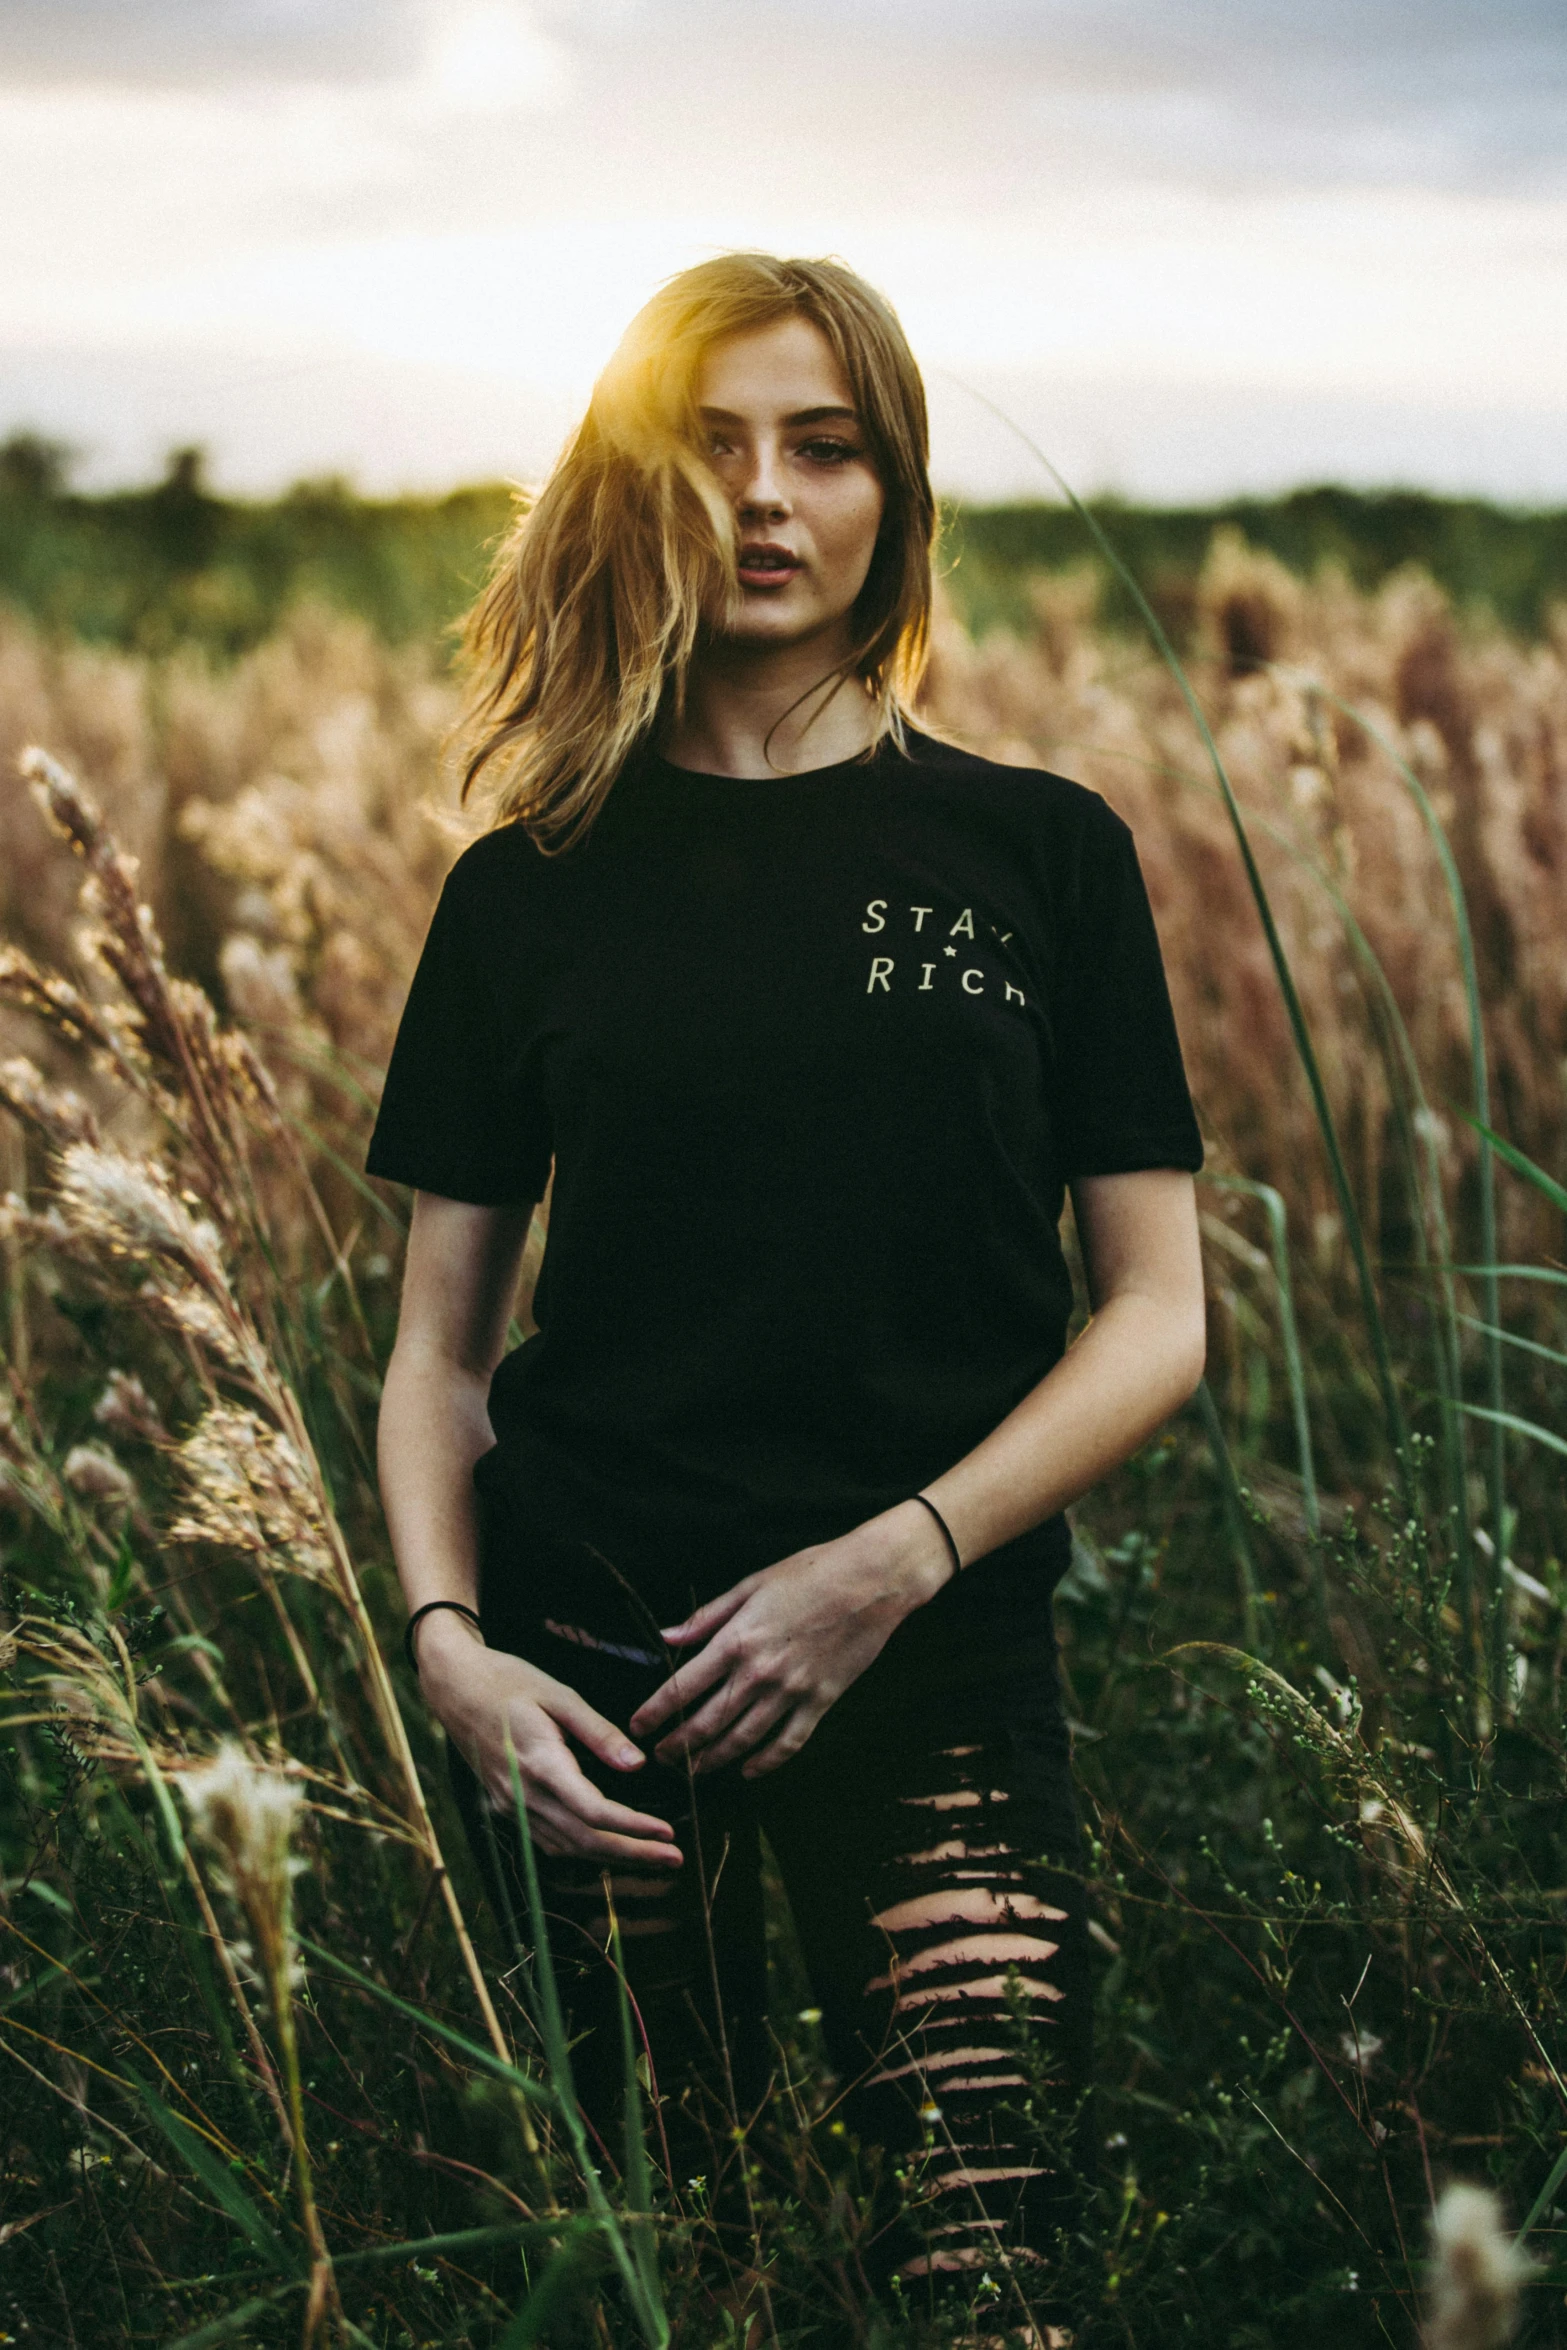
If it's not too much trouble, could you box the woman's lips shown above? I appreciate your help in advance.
[737,545,802,589]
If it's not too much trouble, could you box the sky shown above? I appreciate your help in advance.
[2,0,1566,503]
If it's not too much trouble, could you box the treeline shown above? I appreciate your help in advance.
[0,436,512,657]
[3,430,1564,657]
[945,483,1567,643]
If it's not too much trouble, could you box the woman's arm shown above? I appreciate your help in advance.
[630,1166,1205,1775]
[380,1191,682,1868]
[921,1165,1206,1561]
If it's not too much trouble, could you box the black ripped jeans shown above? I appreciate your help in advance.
[445,1524,1091,2294]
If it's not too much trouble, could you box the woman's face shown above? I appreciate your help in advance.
[694,314,886,657]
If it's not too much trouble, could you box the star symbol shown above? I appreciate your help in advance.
[943,944,957,957]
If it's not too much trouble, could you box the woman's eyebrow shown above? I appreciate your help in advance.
[698,404,860,427]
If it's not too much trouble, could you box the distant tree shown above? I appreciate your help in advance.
[0,431,75,500]
[145,444,223,571]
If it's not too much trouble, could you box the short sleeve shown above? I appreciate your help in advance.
[1055,804,1204,1178]
[365,857,552,1206]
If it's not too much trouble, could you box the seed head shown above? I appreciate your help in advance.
[180,1742,307,1991]
[168,1404,335,1583]
[1424,2182,1535,2350]
[93,1371,168,1447]
[61,1442,137,1512]
[56,1143,227,1289]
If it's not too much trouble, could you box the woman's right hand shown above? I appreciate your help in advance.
[414,1614,683,1869]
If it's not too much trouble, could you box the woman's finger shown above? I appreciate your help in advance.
[649,1668,758,1761]
[659,1581,754,1645]
[628,1634,739,1738]
[739,1703,821,1779]
[521,1787,680,1866]
[527,1750,683,1853]
[686,1694,789,1775]
[487,1727,679,1847]
[543,1686,647,1772]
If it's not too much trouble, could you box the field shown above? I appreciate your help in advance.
[1,494,1565,2347]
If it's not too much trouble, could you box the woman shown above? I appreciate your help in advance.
[368,253,1206,2320]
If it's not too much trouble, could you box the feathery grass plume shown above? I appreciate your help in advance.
[19,749,291,1281]
[179,1740,308,1994]
[61,1440,137,1514]
[0,1605,178,1771]
[0,1054,100,1147]
[0,943,148,1079]
[92,1368,168,1446]
[0,1379,69,1530]
[3,754,526,2104]
[167,1403,334,1583]
[1423,2183,1535,2349]
[179,1741,339,2338]
[54,1139,227,1288]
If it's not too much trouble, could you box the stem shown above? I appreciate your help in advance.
[265,1943,339,2345]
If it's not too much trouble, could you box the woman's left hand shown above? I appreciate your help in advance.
[627,1501,957,1779]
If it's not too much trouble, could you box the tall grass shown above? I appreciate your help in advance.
[1,535,1565,2344]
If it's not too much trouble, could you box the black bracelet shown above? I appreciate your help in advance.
[403,1600,484,1676]
[910,1491,964,1576]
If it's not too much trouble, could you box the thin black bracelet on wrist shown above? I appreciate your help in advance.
[402,1599,484,1676]
[910,1491,964,1576]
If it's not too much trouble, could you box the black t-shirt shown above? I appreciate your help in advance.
[367,725,1203,1644]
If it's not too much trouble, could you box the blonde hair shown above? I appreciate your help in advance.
[457,252,937,849]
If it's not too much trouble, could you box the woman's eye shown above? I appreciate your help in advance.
[799,438,860,466]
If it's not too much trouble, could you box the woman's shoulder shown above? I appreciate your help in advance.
[436,815,552,905]
[898,725,1128,842]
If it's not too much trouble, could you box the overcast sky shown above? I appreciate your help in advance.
[3,0,1565,501]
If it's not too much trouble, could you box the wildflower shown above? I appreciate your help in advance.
[1424,2182,1535,2350]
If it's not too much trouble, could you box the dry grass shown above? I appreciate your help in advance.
[6,542,1562,1295]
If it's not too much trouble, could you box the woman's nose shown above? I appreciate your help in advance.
[736,437,790,517]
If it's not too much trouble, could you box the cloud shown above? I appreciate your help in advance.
[0,1,427,87]
[5,1,1561,193]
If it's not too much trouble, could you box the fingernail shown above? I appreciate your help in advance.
[617,1746,641,1767]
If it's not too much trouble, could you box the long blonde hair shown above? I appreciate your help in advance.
[457,252,937,849]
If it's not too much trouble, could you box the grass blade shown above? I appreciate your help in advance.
[1459,1114,1567,1219]
[1452,1402,1567,1462]
[1204,1174,1323,1629]
[607,1895,661,2307]
[502,1735,670,2347]
[1454,1313,1567,1372]
[494,2218,603,2350]
[295,1935,555,2106]
[1519,2141,1567,2242]
[335,2219,562,2269]
[1304,689,1508,1694]
[1194,1378,1261,1649]
[120,2060,297,2275]
[164,2288,302,2350]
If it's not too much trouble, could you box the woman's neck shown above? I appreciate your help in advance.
[659,637,878,778]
